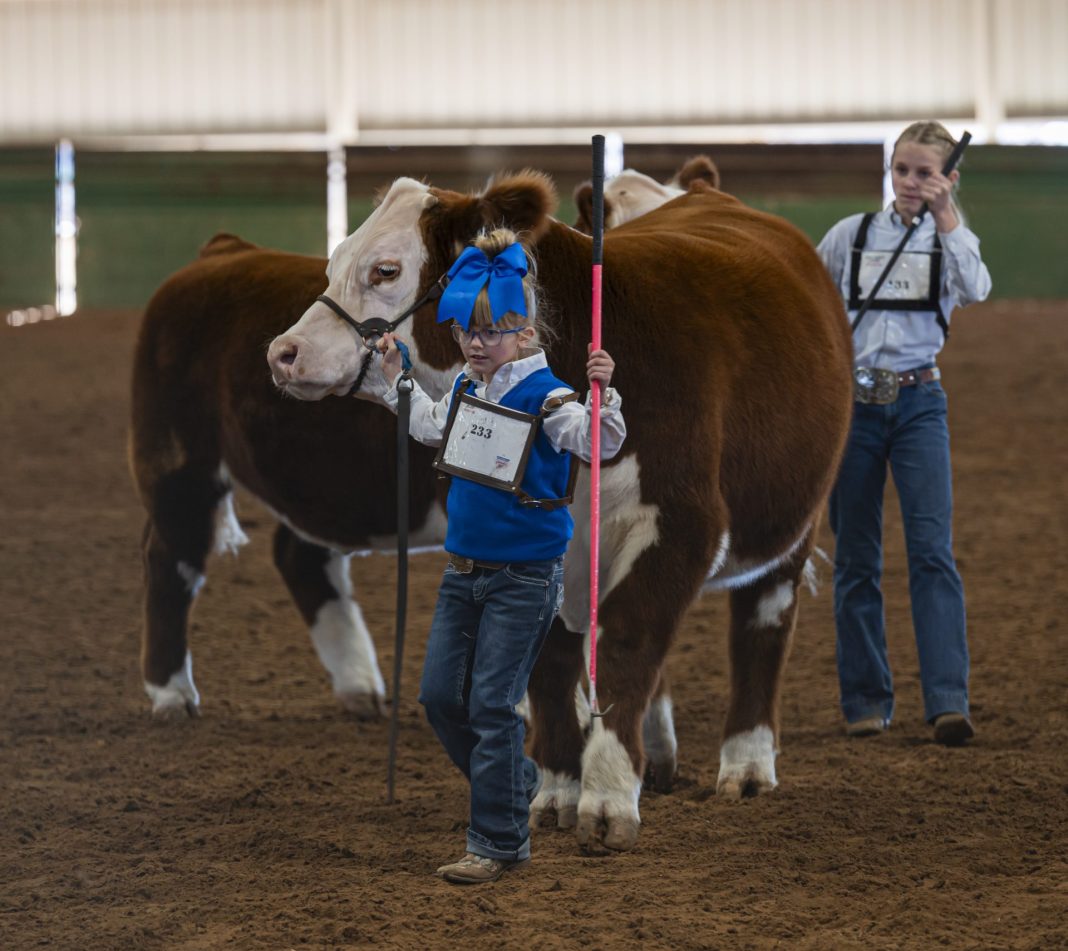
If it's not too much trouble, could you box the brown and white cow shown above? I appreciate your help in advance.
[129,228,695,798]
[129,234,449,720]
[573,154,720,234]
[266,171,853,852]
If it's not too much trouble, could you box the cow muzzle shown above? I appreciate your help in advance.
[267,333,357,399]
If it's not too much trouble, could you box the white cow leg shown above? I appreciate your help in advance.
[272,525,386,718]
[576,720,643,852]
[140,493,217,719]
[566,457,713,850]
[642,678,678,793]
[718,549,808,798]
[145,649,201,719]
[310,581,386,717]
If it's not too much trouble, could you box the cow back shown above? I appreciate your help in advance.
[131,241,442,547]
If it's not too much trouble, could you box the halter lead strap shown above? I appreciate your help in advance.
[386,368,414,804]
[316,278,444,803]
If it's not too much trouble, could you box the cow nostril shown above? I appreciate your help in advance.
[268,339,300,378]
[270,340,299,368]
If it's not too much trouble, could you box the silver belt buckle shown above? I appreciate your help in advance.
[854,367,899,405]
[448,554,475,574]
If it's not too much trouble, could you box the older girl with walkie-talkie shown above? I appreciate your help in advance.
[817,120,991,747]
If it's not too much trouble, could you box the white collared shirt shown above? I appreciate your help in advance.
[817,206,992,372]
[380,348,626,462]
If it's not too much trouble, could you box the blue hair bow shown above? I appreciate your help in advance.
[436,243,528,331]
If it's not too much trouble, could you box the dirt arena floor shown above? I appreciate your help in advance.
[1,299,1066,951]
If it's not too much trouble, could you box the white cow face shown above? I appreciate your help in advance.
[605,170,685,229]
[267,178,438,402]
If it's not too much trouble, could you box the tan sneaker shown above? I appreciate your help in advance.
[933,712,975,746]
[436,851,530,884]
[845,714,889,737]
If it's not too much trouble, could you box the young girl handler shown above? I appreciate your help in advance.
[817,121,991,746]
[376,228,626,883]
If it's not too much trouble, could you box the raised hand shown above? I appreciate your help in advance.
[587,344,616,391]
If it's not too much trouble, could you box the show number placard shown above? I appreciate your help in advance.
[434,392,540,494]
[858,251,933,301]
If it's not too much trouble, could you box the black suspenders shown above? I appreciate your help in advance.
[847,212,949,340]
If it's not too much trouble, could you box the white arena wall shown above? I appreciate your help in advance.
[1,0,1067,148]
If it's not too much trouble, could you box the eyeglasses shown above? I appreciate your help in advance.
[450,324,524,347]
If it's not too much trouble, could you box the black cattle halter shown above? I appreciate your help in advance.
[315,276,445,396]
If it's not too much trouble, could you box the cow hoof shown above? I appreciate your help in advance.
[575,812,608,854]
[717,726,777,800]
[150,695,199,721]
[576,812,640,854]
[144,656,201,720]
[530,770,581,831]
[644,757,677,794]
[555,804,578,829]
[336,689,387,720]
[530,803,577,831]
[716,765,777,800]
[604,815,640,851]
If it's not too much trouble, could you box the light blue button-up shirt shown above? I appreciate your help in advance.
[817,206,992,373]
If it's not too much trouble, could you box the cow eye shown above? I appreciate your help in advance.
[372,262,401,284]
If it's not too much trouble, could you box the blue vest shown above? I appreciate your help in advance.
[444,368,575,562]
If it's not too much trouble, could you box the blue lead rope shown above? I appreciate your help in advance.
[393,339,413,374]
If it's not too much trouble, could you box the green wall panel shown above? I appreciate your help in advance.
[0,149,55,309]
[1,145,1065,312]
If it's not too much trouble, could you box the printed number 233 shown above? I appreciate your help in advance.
[469,423,493,439]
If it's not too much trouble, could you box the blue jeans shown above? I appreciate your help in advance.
[419,556,563,862]
[830,377,969,725]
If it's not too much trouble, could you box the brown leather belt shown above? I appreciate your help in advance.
[854,366,941,404]
[448,554,507,574]
[897,367,941,387]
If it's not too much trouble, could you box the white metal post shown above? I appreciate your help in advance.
[604,132,624,178]
[55,138,77,317]
[326,145,348,256]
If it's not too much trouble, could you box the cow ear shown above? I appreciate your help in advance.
[677,155,721,191]
[479,170,558,240]
[199,232,259,257]
[573,181,594,234]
